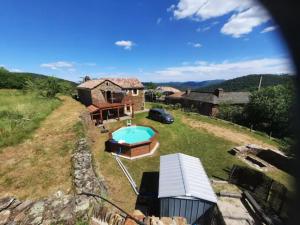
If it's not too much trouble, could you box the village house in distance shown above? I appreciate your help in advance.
[165,88,250,116]
[77,77,145,124]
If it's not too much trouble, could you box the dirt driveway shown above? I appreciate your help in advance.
[182,116,277,149]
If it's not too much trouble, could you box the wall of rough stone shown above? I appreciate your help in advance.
[0,138,188,225]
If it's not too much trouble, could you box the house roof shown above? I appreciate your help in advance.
[218,92,250,104]
[77,77,144,89]
[156,86,181,93]
[182,91,250,104]
[165,91,185,99]
[158,153,217,203]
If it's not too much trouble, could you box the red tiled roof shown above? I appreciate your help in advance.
[166,91,185,99]
[77,77,144,89]
[156,86,181,93]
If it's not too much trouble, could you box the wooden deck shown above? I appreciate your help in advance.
[88,101,134,125]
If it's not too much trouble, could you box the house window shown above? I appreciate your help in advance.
[106,82,109,86]
[126,89,130,94]
[132,89,138,96]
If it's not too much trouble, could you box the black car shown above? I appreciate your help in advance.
[148,108,174,124]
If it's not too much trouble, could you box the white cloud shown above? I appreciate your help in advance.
[171,0,252,20]
[156,17,162,24]
[115,40,135,50]
[196,20,219,32]
[169,0,271,37]
[152,58,294,81]
[188,42,202,48]
[261,26,277,33]
[221,6,269,37]
[10,68,22,72]
[167,4,176,12]
[40,61,74,70]
[196,26,210,32]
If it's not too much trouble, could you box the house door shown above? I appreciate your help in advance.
[106,91,112,102]
[124,105,132,114]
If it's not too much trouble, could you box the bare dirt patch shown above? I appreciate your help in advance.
[0,96,85,199]
[182,117,276,149]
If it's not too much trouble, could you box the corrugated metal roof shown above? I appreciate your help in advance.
[158,153,217,203]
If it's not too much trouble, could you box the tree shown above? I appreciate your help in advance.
[43,77,61,98]
[245,84,295,138]
[217,104,245,123]
[144,82,157,90]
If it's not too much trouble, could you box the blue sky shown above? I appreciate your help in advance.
[0,0,294,82]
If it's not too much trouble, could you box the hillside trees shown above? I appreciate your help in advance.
[245,84,295,138]
[0,68,76,94]
[198,74,294,92]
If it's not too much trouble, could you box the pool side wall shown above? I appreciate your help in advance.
[108,124,159,158]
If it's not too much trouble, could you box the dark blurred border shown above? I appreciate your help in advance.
[258,1,300,224]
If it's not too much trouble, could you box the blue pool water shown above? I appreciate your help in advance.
[112,126,155,144]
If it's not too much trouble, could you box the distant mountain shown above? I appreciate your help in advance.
[0,67,76,89]
[143,79,225,91]
[196,74,294,92]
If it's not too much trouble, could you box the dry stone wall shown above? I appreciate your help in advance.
[0,138,188,225]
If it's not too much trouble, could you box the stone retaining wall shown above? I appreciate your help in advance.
[0,138,188,225]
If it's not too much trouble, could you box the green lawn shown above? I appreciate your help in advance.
[0,89,61,149]
[93,106,293,211]
[122,111,242,182]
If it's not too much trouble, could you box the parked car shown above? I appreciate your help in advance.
[148,108,174,124]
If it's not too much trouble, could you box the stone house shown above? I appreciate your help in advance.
[165,88,250,117]
[77,77,145,124]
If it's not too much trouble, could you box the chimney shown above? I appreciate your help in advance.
[186,89,191,95]
[214,88,224,97]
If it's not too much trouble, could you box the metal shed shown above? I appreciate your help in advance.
[158,153,218,224]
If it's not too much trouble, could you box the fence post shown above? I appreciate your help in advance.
[265,179,274,202]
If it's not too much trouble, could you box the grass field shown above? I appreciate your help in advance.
[0,90,85,199]
[0,89,61,149]
[90,106,293,212]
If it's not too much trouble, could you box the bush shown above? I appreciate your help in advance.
[217,104,245,124]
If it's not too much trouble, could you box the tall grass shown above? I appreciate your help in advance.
[0,89,61,148]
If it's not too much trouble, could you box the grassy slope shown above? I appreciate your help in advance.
[186,112,281,148]
[91,105,293,212]
[0,89,61,148]
[0,90,85,199]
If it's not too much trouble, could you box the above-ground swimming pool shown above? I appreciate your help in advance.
[112,126,155,144]
[108,125,159,159]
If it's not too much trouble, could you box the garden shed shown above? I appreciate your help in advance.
[158,153,217,224]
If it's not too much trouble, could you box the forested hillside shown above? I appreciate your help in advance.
[143,79,224,90]
[0,67,76,90]
[197,74,294,92]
